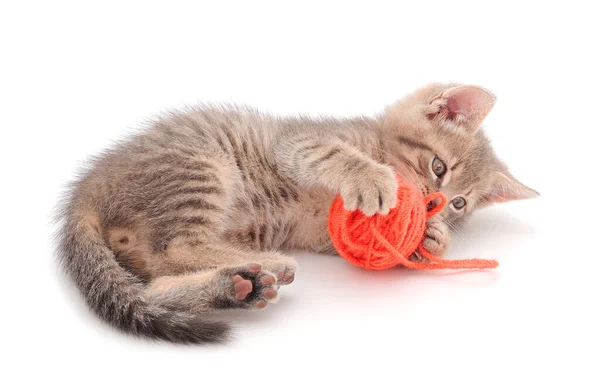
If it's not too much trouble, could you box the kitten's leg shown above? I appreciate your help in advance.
[155,240,297,286]
[142,242,296,313]
[146,263,281,313]
[274,136,398,216]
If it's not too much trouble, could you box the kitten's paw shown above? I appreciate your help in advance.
[340,162,398,216]
[215,264,279,309]
[422,219,450,256]
[262,257,297,286]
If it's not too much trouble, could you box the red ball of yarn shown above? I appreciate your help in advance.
[328,175,499,271]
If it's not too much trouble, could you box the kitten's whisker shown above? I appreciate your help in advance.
[443,219,465,238]
[395,161,421,187]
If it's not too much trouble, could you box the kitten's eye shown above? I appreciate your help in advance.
[452,196,466,210]
[432,156,447,177]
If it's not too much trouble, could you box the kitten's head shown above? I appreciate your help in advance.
[380,83,538,226]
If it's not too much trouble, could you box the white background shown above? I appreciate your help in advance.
[1,1,599,388]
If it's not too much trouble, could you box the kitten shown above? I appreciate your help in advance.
[56,83,538,343]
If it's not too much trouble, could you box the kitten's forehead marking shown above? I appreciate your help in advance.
[395,135,436,155]
[400,155,425,178]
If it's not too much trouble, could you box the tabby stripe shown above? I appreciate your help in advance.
[147,187,223,212]
[258,155,272,173]
[149,172,217,187]
[399,156,426,178]
[141,183,219,211]
[248,168,257,180]
[264,186,281,207]
[151,215,211,230]
[278,186,289,201]
[128,169,216,186]
[142,175,217,196]
[289,186,299,201]
[343,158,365,173]
[309,147,342,169]
[149,216,211,250]
[285,221,295,236]
[172,198,221,211]
[298,143,323,159]
[248,229,258,247]
[250,194,262,209]
[258,224,267,250]
[396,135,435,154]
[139,154,215,171]
[158,185,223,199]
[151,229,199,252]
[223,128,246,177]
[215,132,233,154]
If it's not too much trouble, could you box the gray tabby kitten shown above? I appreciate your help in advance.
[56,83,538,343]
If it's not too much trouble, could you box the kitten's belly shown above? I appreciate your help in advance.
[222,188,336,254]
[287,208,335,253]
[283,188,337,254]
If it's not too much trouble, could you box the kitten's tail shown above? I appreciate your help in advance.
[55,205,229,344]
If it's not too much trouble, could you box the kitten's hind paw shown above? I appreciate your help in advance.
[214,264,279,310]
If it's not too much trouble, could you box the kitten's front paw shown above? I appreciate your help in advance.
[422,219,450,256]
[340,162,398,216]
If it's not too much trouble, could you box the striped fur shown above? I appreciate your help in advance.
[56,84,537,343]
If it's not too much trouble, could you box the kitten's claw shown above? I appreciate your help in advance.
[256,300,268,309]
[260,274,276,285]
[247,263,262,272]
[263,288,277,299]
[279,272,294,285]
[262,258,297,286]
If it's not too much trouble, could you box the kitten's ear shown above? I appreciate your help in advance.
[426,85,496,132]
[480,171,539,206]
